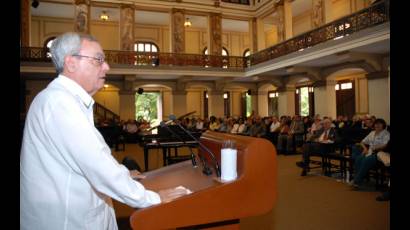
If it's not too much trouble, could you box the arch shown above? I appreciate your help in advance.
[326,68,367,80]
[243,48,251,57]
[322,61,373,79]
[286,75,312,85]
[134,83,173,91]
[258,83,277,92]
[185,82,213,91]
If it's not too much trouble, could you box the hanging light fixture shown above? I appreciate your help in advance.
[184,18,192,27]
[100,11,109,21]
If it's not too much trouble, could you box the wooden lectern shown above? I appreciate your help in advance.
[130,131,277,229]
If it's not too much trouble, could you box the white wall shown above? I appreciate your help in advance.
[368,78,390,124]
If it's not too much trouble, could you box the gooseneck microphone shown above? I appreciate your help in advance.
[159,121,197,168]
[169,115,221,177]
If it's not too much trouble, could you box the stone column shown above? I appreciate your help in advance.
[276,0,292,42]
[257,90,269,117]
[208,90,224,118]
[249,18,258,53]
[172,90,187,117]
[313,80,337,119]
[322,0,333,24]
[277,86,295,116]
[21,0,30,46]
[311,0,325,29]
[119,76,135,120]
[208,13,222,55]
[120,4,135,51]
[74,0,90,33]
[171,8,185,53]
[366,71,390,123]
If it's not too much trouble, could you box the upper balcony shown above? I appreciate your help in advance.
[20,0,389,81]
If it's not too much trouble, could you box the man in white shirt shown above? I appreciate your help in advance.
[20,32,161,230]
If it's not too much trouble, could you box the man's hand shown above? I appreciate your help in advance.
[130,170,146,180]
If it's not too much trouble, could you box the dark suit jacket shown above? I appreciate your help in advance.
[309,127,338,142]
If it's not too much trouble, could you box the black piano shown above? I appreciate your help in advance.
[139,125,202,171]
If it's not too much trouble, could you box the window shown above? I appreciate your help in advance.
[268,91,279,117]
[224,91,230,117]
[204,91,209,118]
[203,47,229,68]
[203,47,229,56]
[243,49,251,57]
[44,36,56,58]
[295,86,315,116]
[134,41,159,66]
[135,91,162,129]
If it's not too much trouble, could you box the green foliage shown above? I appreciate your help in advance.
[246,95,252,117]
[300,87,309,116]
[135,92,159,122]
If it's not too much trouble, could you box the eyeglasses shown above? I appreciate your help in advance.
[72,54,106,65]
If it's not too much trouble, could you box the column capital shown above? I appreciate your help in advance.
[173,90,187,95]
[366,71,389,80]
[119,90,135,95]
[74,0,90,5]
[276,86,295,92]
[209,90,224,95]
[120,3,134,9]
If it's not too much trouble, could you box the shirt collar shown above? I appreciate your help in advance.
[56,74,95,109]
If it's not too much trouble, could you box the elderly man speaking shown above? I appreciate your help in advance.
[20,32,161,230]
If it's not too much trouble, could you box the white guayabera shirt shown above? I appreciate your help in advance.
[20,75,161,230]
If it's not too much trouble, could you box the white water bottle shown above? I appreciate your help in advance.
[221,140,237,182]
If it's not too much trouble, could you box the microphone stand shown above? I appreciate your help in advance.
[173,122,221,177]
[159,122,197,168]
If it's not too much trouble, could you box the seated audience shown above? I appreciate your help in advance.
[350,119,390,190]
[296,118,338,176]
[277,115,304,154]
[249,116,267,137]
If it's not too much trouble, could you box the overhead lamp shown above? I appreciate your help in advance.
[100,11,109,21]
[184,18,192,27]
[32,0,39,8]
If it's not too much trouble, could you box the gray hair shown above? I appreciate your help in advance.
[49,32,98,73]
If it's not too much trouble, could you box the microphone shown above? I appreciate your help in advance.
[159,121,198,168]
[169,115,221,177]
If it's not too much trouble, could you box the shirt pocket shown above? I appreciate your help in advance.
[84,203,107,230]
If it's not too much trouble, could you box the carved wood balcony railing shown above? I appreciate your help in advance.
[221,0,250,5]
[250,0,389,66]
[20,0,389,70]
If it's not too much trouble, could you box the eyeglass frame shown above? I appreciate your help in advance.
[72,54,106,65]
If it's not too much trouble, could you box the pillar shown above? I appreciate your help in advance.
[209,90,224,118]
[257,90,269,117]
[120,4,135,51]
[74,0,90,33]
[323,0,333,24]
[172,90,187,117]
[313,80,337,119]
[276,0,293,42]
[170,8,185,53]
[21,0,30,46]
[256,17,266,51]
[311,0,325,28]
[277,86,295,116]
[367,71,390,123]
[249,18,258,53]
[119,76,135,120]
[208,13,222,55]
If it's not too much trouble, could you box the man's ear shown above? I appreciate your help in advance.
[65,55,77,73]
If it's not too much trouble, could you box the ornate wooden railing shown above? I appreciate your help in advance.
[20,0,389,70]
[94,102,120,122]
[221,0,250,5]
[249,0,389,66]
